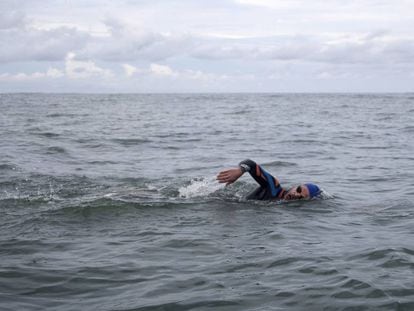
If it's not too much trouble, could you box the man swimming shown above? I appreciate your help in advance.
[217,159,321,201]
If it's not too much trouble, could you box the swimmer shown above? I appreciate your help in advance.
[217,159,321,200]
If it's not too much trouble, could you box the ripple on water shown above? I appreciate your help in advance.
[34,131,61,138]
[261,160,298,167]
[1,93,414,311]
[45,146,68,154]
[110,138,152,146]
[402,125,414,133]
[0,163,17,171]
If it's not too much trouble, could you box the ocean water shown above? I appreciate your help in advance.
[0,93,413,311]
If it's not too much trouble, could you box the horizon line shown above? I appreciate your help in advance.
[1,91,414,95]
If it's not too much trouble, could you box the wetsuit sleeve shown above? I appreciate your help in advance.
[239,159,286,198]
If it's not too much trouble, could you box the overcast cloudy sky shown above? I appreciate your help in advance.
[1,0,414,92]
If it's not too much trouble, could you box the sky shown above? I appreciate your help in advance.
[1,0,414,93]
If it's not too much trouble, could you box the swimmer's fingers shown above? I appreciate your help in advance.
[216,169,235,179]
[216,168,242,185]
[216,170,232,183]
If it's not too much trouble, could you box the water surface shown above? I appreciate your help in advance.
[1,93,413,310]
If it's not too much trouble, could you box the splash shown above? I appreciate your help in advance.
[319,188,334,200]
[178,177,225,199]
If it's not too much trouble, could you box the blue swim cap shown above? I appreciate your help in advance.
[305,183,321,198]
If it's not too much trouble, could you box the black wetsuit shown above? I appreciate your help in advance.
[239,159,287,200]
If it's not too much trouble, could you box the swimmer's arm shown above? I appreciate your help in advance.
[216,159,259,186]
[216,167,244,186]
[238,159,281,189]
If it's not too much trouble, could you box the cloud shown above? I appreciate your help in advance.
[83,25,414,66]
[149,63,176,77]
[0,10,27,30]
[1,1,413,92]
[102,17,122,35]
[233,0,403,12]
[190,32,414,65]
[234,0,298,9]
[119,61,229,82]
[1,8,413,68]
[122,63,139,77]
[0,25,90,63]
[0,54,113,82]
[79,22,193,62]
[65,53,113,79]
[0,67,63,81]
[46,67,65,78]
[124,62,236,82]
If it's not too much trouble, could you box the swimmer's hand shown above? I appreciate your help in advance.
[216,168,243,186]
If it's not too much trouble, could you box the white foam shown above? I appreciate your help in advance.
[319,188,334,199]
[178,176,225,199]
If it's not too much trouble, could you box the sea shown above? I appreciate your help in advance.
[0,93,413,311]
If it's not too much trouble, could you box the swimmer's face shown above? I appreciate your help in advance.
[285,184,310,200]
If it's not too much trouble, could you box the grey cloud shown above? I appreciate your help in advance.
[0,0,27,11]
[102,17,124,37]
[78,23,194,62]
[381,39,414,64]
[310,36,414,64]
[92,19,182,61]
[0,10,27,29]
[0,14,190,64]
[0,26,90,63]
[1,9,413,68]
[190,43,250,60]
[189,33,414,65]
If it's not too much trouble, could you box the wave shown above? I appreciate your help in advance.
[46,113,88,118]
[357,145,388,150]
[279,138,327,146]
[0,174,102,206]
[261,160,297,167]
[73,138,110,150]
[153,132,191,138]
[0,172,334,215]
[0,163,17,171]
[110,138,152,146]
[45,146,68,154]
[402,125,414,133]
[34,131,61,138]
[0,196,56,209]
[178,177,225,199]
[71,197,181,209]
[348,247,414,264]
[319,189,334,200]
[87,160,118,165]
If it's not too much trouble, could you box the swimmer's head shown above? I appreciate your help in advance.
[304,183,321,198]
[284,183,321,200]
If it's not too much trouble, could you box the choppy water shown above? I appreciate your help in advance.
[1,93,413,310]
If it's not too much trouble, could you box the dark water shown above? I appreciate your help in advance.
[1,93,413,310]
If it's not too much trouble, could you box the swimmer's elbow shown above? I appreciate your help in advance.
[238,159,256,172]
